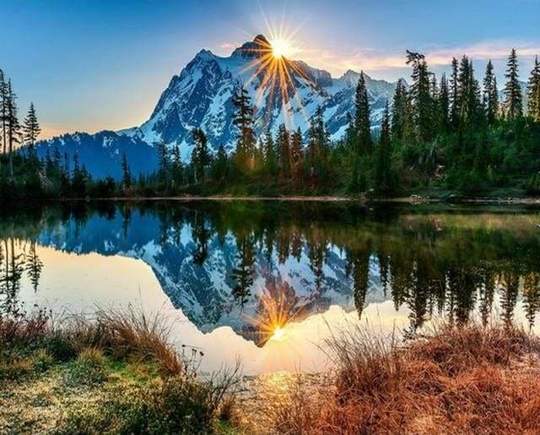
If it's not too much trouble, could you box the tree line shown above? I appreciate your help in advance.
[2,48,540,199]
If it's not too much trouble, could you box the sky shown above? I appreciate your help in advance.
[3,0,540,138]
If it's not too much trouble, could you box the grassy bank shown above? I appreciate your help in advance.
[266,324,540,434]
[0,308,238,434]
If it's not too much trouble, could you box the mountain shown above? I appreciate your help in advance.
[36,131,159,179]
[120,35,398,158]
[36,34,400,177]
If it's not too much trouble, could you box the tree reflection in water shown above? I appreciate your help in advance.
[1,202,539,340]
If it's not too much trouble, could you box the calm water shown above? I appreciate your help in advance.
[1,201,539,374]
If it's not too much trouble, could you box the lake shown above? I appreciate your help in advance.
[1,200,539,374]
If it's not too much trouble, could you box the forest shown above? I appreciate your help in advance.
[1,49,540,200]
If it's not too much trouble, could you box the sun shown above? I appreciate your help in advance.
[270,38,294,59]
[269,326,287,342]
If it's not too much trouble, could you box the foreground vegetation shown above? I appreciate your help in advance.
[1,49,540,200]
[0,308,238,434]
[267,324,540,434]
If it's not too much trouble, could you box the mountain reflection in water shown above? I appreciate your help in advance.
[1,201,539,354]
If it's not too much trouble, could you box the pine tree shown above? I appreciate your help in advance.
[483,60,499,125]
[22,102,41,151]
[391,79,408,140]
[0,70,8,155]
[438,74,450,132]
[191,128,211,183]
[171,145,183,187]
[6,80,21,178]
[290,128,304,182]
[375,102,393,194]
[504,49,523,120]
[450,57,460,130]
[354,72,372,154]
[406,50,434,141]
[232,86,256,171]
[156,142,169,186]
[277,124,291,179]
[121,153,131,190]
[527,56,540,122]
[211,144,228,181]
[262,128,277,175]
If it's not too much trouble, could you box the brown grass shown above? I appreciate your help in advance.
[272,324,540,435]
[0,306,183,376]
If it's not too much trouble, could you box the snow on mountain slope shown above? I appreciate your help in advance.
[122,34,400,158]
[37,34,401,176]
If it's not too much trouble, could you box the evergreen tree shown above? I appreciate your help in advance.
[290,128,304,182]
[22,102,41,151]
[121,153,131,190]
[483,60,499,125]
[406,50,434,141]
[262,128,278,175]
[171,145,184,187]
[0,70,8,155]
[354,72,372,154]
[450,57,460,130]
[191,128,211,183]
[391,79,408,141]
[6,80,21,178]
[527,56,540,122]
[211,144,228,181]
[232,86,256,171]
[438,74,450,132]
[156,142,169,186]
[504,49,523,120]
[375,102,393,194]
[277,124,291,179]
[306,107,329,183]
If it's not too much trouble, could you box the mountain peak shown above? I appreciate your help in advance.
[231,34,271,59]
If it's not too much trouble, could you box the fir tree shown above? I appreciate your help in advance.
[232,86,256,170]
[375,102,393,194]
[211,144,228,181]
[290,128,304,182]
[354,72,372,154]
[121,153,131,190]
[504,49,523,120]
[391,79,408,140]
[6,80,21,178]
[450,57,460,130]
[277,124,291,179]
[438,74,450,132]
[22,102,41,151]
[527,56,540,122]
[483,60,499,125]
[0,70,8,155]
[262,128,278,175]
[191,128,211,183]
[406,50,434,141]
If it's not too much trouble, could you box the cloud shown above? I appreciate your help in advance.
[293,39,540,78]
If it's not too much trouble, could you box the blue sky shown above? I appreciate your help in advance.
[3,0,540,137]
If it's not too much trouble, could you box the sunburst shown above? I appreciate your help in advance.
[235,19,314,131]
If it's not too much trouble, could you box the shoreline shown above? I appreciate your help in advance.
[49,194,540,206]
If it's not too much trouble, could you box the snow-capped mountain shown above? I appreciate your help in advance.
[36,34,400,177]
[121,34,398,159]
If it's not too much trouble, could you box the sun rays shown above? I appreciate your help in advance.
[234,18,315,131]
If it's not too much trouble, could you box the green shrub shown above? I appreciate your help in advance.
[63,349,107,387]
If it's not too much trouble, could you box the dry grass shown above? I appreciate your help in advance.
[0,306,183,376]
[0,307,240,434]
[271,324,540,435]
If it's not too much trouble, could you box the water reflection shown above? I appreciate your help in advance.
[1,201,540,349]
